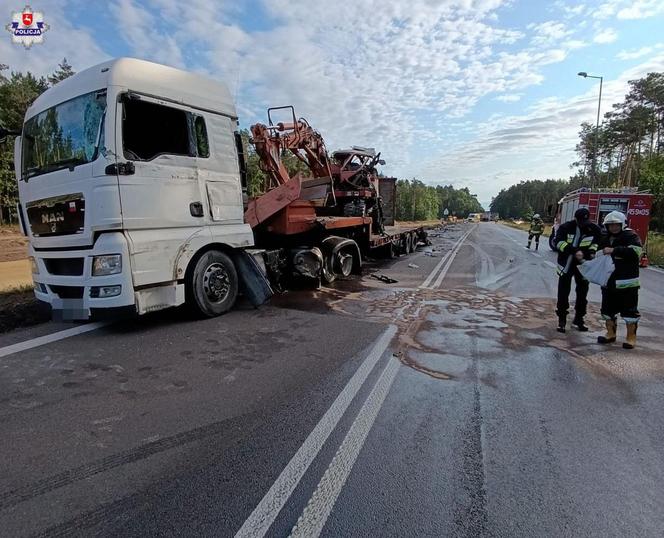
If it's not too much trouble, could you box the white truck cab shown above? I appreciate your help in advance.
[15,58,255,319]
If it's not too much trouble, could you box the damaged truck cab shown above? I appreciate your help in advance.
[16,58,254,319]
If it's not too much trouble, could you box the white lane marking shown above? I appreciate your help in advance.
[430,226,475,289]
[418,250,452,289]
[419,226,474,289]
[289,357,401,538]
[234,324,398,538]
[0,322,109,359]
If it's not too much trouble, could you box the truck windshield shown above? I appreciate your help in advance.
[22,89,106,180]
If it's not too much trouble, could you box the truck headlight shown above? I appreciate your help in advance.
[92,254,122,276]
[29,256,39,274]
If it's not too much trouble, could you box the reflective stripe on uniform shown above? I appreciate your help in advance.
[556,264,566,276]
[589,243,599,251]
[615,278,640,289]
[557,241,568,252]
[630,245,643,257]
[623,317,640,323]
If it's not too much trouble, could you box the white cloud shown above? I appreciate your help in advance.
[494,94,522,102]
[617,46,652,60]
[528,21,572,45]
[563,39,589,50]
[593,28,618,44]
[617,0,664,19]
[592,0,664,20]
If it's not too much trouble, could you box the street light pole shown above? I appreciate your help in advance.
[578,71,604,188]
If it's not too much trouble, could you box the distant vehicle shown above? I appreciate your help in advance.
[481,211,498,222]
[467,213,481,222]
[549,188,653,256]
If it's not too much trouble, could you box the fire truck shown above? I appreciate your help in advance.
[549,188,653,259]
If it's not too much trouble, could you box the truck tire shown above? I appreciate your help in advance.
[548,232,557,251]
[186,250,238,317]
[410,232,418,250]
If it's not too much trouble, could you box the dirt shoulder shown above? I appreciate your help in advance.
[0,226,29,263]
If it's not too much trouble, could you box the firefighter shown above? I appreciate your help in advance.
[554,207,602,333]
[597,211,642,349]
[527,213,544,250]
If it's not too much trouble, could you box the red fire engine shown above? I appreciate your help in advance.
[549,188,653,262]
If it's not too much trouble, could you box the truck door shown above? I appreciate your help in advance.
[116,93,207,286]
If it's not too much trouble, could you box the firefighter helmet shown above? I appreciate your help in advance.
[533,213,540,219]
[603,211,626,226]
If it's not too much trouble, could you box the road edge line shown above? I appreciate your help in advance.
[234,324,398,538]
[0,322,109,359]
[289,357,401,538]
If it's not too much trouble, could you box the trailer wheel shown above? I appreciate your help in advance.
[410,232,418,250]
[407,233,415,253]
[186,250,238,317]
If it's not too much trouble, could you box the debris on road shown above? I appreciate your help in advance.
[369,274,399,284]
[408,263,419,269]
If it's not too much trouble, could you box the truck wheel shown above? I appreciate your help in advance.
[322,254,337,284]
[548,233,557,251]
[322,248,354,284]
[186,250,238,317]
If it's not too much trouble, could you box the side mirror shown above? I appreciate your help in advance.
[14,136,22,181]
[0,125,21,143]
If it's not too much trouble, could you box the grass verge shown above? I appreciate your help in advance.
[0,285,50,333]
[500,220,553,237]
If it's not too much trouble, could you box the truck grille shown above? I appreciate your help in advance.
[44,258,84,276]
[48,285,84,299]
[26,194,85,237]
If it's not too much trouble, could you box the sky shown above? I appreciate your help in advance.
[2,0,664,209]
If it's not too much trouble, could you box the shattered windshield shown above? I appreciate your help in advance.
[22,89,106,179]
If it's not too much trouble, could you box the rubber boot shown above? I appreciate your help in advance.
[557,315,566,333]
[526,241,531,249]
[597,319,617,344]
[622,323,637,350]
[572,315,588,332]
[535,241,539,251]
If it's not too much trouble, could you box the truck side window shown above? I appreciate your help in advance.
[194,115,209,158]
[123,98,191,161]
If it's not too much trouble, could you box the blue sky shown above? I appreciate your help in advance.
[3,0,664,208]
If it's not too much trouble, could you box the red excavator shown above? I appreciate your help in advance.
[245,106,386,236]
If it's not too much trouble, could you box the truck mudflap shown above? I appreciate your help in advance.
[232,250,274,307]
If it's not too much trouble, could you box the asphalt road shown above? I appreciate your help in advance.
[1,222,663,537]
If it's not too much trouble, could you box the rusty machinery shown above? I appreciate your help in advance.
[245,106,386,235]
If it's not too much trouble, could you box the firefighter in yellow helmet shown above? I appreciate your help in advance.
[597,211,642,349]
[527,213,544,250]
